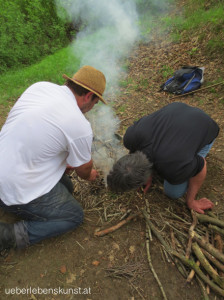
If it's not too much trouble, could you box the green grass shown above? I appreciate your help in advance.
[161,2,224,53]
[0,46,79,105]
[119,77,134,88]
[160,65,174,79]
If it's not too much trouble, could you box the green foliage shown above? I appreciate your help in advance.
[161,1,224,55]
[0,45,79,105]
[0,0,69,74]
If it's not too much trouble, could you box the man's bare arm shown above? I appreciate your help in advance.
[186,158,214,214]
[67,160,98,181]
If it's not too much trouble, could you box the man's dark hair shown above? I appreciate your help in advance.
[107,151,153,192]
[65,80,98,101]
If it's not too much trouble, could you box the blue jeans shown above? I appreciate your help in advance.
[0,175,83,248]
[164,140,215,199]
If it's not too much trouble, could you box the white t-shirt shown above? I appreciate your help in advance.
[0,82,93,205]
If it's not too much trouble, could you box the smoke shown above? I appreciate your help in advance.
[56,0,139,87]
[87,105,128,184]
[55,0,140,183]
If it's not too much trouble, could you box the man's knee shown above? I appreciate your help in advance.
[164,189,185,200]
[68,201,84,228]
[164,180,187,200]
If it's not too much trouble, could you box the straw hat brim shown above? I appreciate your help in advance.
[63,74,107,104]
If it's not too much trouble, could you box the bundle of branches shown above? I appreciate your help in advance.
[143,207,224,299]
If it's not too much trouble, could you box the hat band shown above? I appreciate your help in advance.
[74,78,102,96]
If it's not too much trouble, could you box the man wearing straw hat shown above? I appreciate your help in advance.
[0,65,106,253]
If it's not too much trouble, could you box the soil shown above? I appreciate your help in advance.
[1,17,224,300]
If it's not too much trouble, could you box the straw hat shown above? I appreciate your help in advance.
[63,65,107,104]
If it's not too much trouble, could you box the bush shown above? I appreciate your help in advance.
[0,0,69,74]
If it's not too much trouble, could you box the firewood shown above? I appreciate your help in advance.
[143,210,224,297]
[192,231,224,263]
[192,242,224,289]
[209,224,224,237]
[173,252,224,297]
[201,248,224,273]
[185,210,197,259]
[94,212,141,237]
[196,214,224,228]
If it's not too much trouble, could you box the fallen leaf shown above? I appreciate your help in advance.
[129,245,136,255]
[112,242,120,250]
[60,265,67,274]
[92,260,100,266]
[66,272,76,284]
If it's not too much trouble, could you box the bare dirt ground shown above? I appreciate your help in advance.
[1,29,224,300]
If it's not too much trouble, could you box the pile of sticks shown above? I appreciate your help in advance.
[94,195,224,299]
[143,205,224,299]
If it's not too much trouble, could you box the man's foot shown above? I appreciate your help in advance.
[0,222,16,253]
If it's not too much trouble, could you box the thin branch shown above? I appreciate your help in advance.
[168,81,224,100]
[192,242,224,289]
[186,210,197,259]
[94,212,141,237]
[145,223,168,300]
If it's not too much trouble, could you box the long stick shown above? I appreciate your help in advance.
[195,275,210,300]
[209,224,224,236]
[94,212,141,237]
[196,214,224,228]
[145,223,168,300]
[192,231,224,263]
[143,210,224,297]
[186,210,197,258]
[185,211,198,282]
[192,242,224,289]
[168,81,224,100]
[173,252,224,297]
[201,248,224,273]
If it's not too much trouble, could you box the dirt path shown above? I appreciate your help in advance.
[1,33,224,300]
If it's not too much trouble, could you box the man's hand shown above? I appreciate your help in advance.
[187,198,214,214]
[186,159,212,214]
[86,169,99,181]
[74,160,98,181]
[143,175,152,194]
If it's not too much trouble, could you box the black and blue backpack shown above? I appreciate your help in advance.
[160,66,204,95]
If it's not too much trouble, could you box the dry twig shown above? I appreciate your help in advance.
[186,210,197,259]
[192,231,224,263]
[94,212,141,237]
[145,212,168,300]
[192,242,224,289]
[196,214,224,228]
[168,81,224,100]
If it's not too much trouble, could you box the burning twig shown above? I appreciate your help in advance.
[94,212,141,237]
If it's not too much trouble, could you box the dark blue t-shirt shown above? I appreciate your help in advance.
[123,102,219,184]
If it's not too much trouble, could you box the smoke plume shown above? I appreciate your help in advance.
[56,0,140,183]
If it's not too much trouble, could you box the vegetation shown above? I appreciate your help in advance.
[0,0,70,74]
[162,0,224,55]
[0,46,79,105]
[0,0,224,108]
